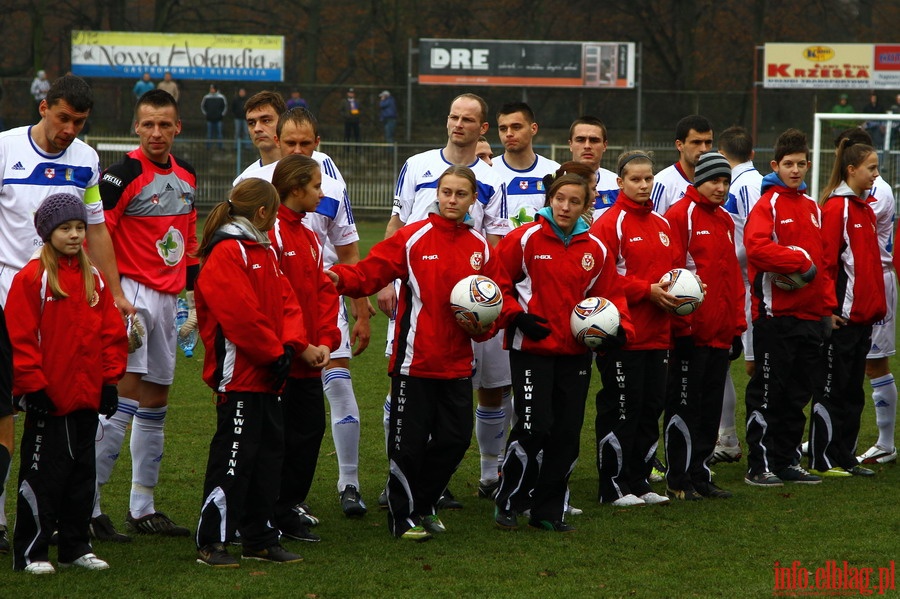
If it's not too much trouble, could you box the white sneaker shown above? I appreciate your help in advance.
[610,494,646,507]
[565,504,583,516]
[59,553,109,570]
[857,445,898,464]
[25,561,56,574]
[638,491,671,505]
[709,439,742,464]
[800,441,810,456]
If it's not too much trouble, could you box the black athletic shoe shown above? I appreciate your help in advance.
[436,488,463,510]
[242,544,303,563]
[0,525,8,554]
[340,485,368,517]
[378,488,389,509]
[279,519,321,543]
[695,481,733,499]
[494,507,518,530]
[292,503,319,527]
[666,487,704,501]
[478,479,501,499]
[125,511,190,537]
[197,543,239,568]
[528,519,576,533]
[90,514,132,542]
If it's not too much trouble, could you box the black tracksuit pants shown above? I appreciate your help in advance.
[596,348,668,501]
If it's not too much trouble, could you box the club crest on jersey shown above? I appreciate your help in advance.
[470,251,484,270]
[151,194,160,205]
[44,168,55,179]
[582,253,595,271]
[519,180,529,190]
[89,290,100,308]
[537,181,544,191]
[156,226,185,266]
[659,232,670,247]
[181,192,194,206]
[65,169,74,181]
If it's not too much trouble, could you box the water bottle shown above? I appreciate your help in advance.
[174,297,198,357]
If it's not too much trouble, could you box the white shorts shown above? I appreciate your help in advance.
[122,277,177,385]
[332,297,352,360]
[0,263,20,306]
[868,269,897,359]
[472,333,511,389]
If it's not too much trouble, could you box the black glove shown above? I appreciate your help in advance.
[728,335,743,361]
[25,390,56,417]
[596,327,626,352]
[99,385,119,418]
[513,313,551,341]
[673,335,694,358]
[799,263,817,283]
[272,345,295,390]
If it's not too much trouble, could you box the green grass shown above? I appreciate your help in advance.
[4,219,899,598]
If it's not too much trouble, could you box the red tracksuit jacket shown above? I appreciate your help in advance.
[497,209,633,356]
[665,185,746,348]
[196,223,306,393]
[330,213,520,379]
[744,175,836,322]
[821,183,886,325]
[269,205,341,378]
[590,193,677,351]
[6,256,127,414]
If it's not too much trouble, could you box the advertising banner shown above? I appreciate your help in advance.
[764,43,900,89]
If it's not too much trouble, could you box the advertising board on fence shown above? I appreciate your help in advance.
[71,31,284,82]
[419,39,635,88]
[764,43,900,89]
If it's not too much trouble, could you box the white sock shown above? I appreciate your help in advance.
[383,394,391,453]
[871,373,897,449]
[0,444,10,527]
[476,404,505,484]
[94,397,138,517]
[130,406,167,518]
[719,370,737,441]
[323,367,361,492]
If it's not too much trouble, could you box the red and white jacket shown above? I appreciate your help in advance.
[821,183,886,325]
[269,205,341,378]
[331,213,520,379]
[6,256,127,415]
[497,208,633,356]
[665,185,746,348]
[196,221,306,394]
[744,175,836,322]
[591,194,677,351]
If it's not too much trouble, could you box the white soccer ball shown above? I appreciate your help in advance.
[570,297,620,349]
[771,246,812,291]
[450,274,503,328]
[660,268,705,316]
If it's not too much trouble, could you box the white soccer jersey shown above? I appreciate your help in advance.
[593,167,620,220]
[651,162,691,214]
[233,159,357,268]
[393,148,510,236]
[312,150,345,187]
[870,175,896,269]
[492,154,559,229]
[0,126,103,271]
[722,161,764,272]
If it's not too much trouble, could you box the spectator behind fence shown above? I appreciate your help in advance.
[201,84,227,150]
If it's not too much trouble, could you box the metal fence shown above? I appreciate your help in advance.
[85,136,900,219]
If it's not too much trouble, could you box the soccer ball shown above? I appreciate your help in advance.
[771,246,812,291]
[660,268,705,316]
[570,297,620,349]
[450,274,503,328]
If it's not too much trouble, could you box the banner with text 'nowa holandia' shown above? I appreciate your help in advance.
[71,31,284,82]
[418,39,635,88]
[764,43,900,89]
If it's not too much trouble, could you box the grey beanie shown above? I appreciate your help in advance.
[693,152,732,187]
[34,193,87,241]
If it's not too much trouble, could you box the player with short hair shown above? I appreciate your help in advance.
[476,136,493,166]
[651,115,714,214]
[0,74,130,552]
[93,88,196,539]
[711,126,764,464]
[568,115,618,217]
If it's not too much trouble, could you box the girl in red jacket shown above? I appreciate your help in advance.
[194,178,307,567]
[7,193,127,574]
[328,165,518,542]
[591,151,679,507]
[809,139,886,477]
[269,155,341,542]
[493,173,632,532]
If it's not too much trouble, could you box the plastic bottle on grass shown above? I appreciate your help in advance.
[175,297,198,357]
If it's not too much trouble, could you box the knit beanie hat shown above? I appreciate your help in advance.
[693,152,732,187]
[34,193,88,241]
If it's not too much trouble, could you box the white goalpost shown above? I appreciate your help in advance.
[812,112,900,202]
